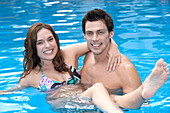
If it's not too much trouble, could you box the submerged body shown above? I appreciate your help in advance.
[46,84,96,112]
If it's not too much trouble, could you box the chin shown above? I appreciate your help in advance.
[92,51,102,55]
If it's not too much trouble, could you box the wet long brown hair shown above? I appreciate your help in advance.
[21,23,73,79]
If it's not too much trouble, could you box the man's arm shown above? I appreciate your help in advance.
[117,56,141,94]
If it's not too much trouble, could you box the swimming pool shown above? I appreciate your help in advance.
[0,0,169,112]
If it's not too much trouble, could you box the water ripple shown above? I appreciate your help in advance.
[43,1,60,6]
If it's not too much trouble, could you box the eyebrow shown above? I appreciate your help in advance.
[37,39,43,42]
[86,29,105,32]
[48,36,53,38]
[37,36,53,41]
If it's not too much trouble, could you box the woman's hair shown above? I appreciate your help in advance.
[21,23,73,79]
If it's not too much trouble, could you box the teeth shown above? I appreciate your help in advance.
[93,44,100,47]
[44,50,52,53]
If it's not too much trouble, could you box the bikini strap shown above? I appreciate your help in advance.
[65,63,81,79]
[39,63,45,77]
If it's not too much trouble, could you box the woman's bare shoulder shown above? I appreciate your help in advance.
[19,66,41,88]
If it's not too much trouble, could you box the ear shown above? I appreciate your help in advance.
[109,30,114,38]
[84,34,87,40]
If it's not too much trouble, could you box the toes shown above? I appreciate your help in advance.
[156,58,164,67]
[163,62,167,67]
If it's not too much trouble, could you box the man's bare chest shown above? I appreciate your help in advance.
[85,64,121,89]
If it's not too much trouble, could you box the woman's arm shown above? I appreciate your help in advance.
[107,39,121,71]
[63,42,89,59]
[62,42,90,69]
[0,85,28,95]
[0,71,36,95]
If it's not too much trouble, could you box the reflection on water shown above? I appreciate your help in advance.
[0,0,170,113]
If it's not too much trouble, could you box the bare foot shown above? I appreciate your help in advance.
[142,58,169,99]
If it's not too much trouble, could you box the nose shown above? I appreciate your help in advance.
[92,33,99,41]
[45,41,50,48]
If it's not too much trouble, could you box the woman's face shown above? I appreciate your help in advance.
[36,28,58,62]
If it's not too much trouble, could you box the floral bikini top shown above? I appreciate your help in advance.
[38,64,81,92]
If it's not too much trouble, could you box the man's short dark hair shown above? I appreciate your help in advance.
[82,9,114,34]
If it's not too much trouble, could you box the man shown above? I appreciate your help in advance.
[80,9,141,95]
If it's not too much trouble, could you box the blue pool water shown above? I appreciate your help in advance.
[0,0,170,112]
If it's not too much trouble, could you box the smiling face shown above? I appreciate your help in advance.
[84,20,113,55]
[36,28,58,62]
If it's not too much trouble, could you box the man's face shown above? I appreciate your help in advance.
[84,20,113,55]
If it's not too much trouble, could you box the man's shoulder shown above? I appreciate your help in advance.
[116,54,141,93]
[83,52,94,62]
[117,54,138,76]
[120,54,133,66]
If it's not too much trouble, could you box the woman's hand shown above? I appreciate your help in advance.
[0,85,27,95]
[107,39,121,71]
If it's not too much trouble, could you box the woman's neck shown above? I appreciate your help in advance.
[40,60,54,69]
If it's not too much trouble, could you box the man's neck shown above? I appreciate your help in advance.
[93,44,110,63]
